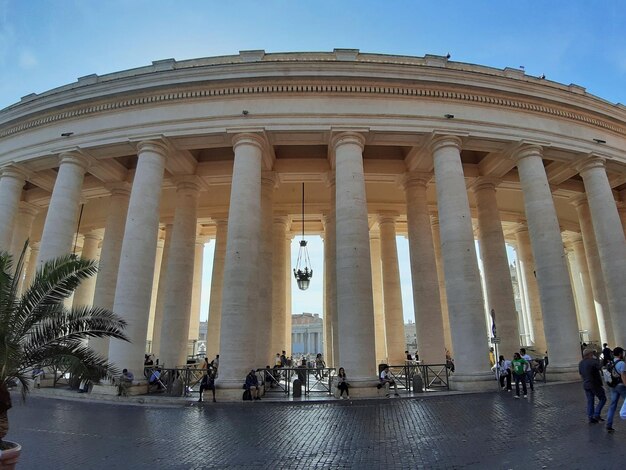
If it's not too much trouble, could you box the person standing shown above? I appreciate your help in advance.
[336,367,350,399]
[520,348,534,392]
[511,353,528,399]
[578,348,607,423]
[606,347,626,433]
[602,343,613,367]
[315,353,326,380]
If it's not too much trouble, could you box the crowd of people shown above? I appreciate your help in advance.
[579,344,626,432]
[494,348,544,398]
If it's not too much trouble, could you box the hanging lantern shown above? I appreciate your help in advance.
[293,183,313,290]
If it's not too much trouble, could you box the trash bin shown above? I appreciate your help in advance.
[293,378,302,397]
[412,374,424,393]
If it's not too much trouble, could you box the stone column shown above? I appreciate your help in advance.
[188,235,207,344]
[378,213,405,365]
[37,153,90,264]
[618,198,626,237]
[150,224,173,358]
[285,234,293,355]
[577,157,626,346]
[571,196,612,344]
[322,217,335,366]
[569,234,600,342]
[326,177,339,367]
[272,216,289,359]
[108,140,168,376]
[514,225,546,352]
[472,178,520,357]
[513,145,580,377]
[24,242,39,285]
[89,183,134,356]
[404,173,446,364]
[218,134,263,387]
[159,178,200,367]
[72,230,102,307]
[0,166,27,253]
[431,136,492,389]
[369,228,387,363]
[206,217,227,359]
[9,202,39,262]
[146,237,165,347]
[430,216,453,354]
[332,132,377,385]
[257,173,275,365]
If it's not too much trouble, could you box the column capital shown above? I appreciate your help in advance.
[324,171,336,188]
[58,151,91,170]
[105,181,132,198]
[377,212,398,225]
[261,171,278,188]
[513,222,529,235]
[330,132,366,152]
[196,234,211,245]
[402,171,432,190]
[511,144,544,163]
[82,229,103,243]
[429,135,462,154]
[576,154,606,175]
[136,139,171,159]
[469,176,502,193]
[569,193,588,209]
[231,132,266,152]
[211,214,229,227]
[0,164,29,181]
[18,200,40,218]
[273,214,290,228]
[172,175,202,193]
[369,227,381,239]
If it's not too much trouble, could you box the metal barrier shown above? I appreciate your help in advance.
[258,367,336,396]
[385,363,450,392]
[144,366,207,396]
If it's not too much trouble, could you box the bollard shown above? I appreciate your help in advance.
[413,374,424,393]
[293,378,302,397]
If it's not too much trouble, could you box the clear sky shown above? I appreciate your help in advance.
[2,1,624,320]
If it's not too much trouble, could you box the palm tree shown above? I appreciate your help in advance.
[0,245,128,446]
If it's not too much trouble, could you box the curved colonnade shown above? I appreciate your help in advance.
[1,50,625,393]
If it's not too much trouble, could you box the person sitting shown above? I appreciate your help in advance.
[198,370,216,402]
[336,367,350,399]
[148,367,164,391]
[117,369,134,396]
[245,369,261,400]
[379,365,400,397]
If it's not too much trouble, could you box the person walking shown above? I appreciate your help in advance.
[498,355,512,392]
[605,347,626,432]
[336,367,350,399]
[578,348,607,423]
[511,353,528,399]
[520,348,534,392]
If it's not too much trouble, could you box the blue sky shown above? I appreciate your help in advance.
[1,1,624,320]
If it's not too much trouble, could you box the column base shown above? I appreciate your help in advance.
[92,382,147,396]
[544,364,580,382]
[449,372,495,392]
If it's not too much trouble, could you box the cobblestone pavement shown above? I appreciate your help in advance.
[7,382,626,469]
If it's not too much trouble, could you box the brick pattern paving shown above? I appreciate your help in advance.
[7,382,626,469]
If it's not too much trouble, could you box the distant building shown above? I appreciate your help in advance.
[405,320,418,353]
[292,313,324,355]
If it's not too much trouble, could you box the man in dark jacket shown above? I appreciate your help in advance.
[245,370,261,400]
[578,348,606,423]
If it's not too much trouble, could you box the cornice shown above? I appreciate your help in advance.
[2,79,625,142]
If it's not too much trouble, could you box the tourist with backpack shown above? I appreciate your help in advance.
[511,352,528,399]
[605,347,626,432]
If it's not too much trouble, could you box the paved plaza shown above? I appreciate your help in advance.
[7,382,626,469]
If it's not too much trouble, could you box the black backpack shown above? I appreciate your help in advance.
[605,360,624,387]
